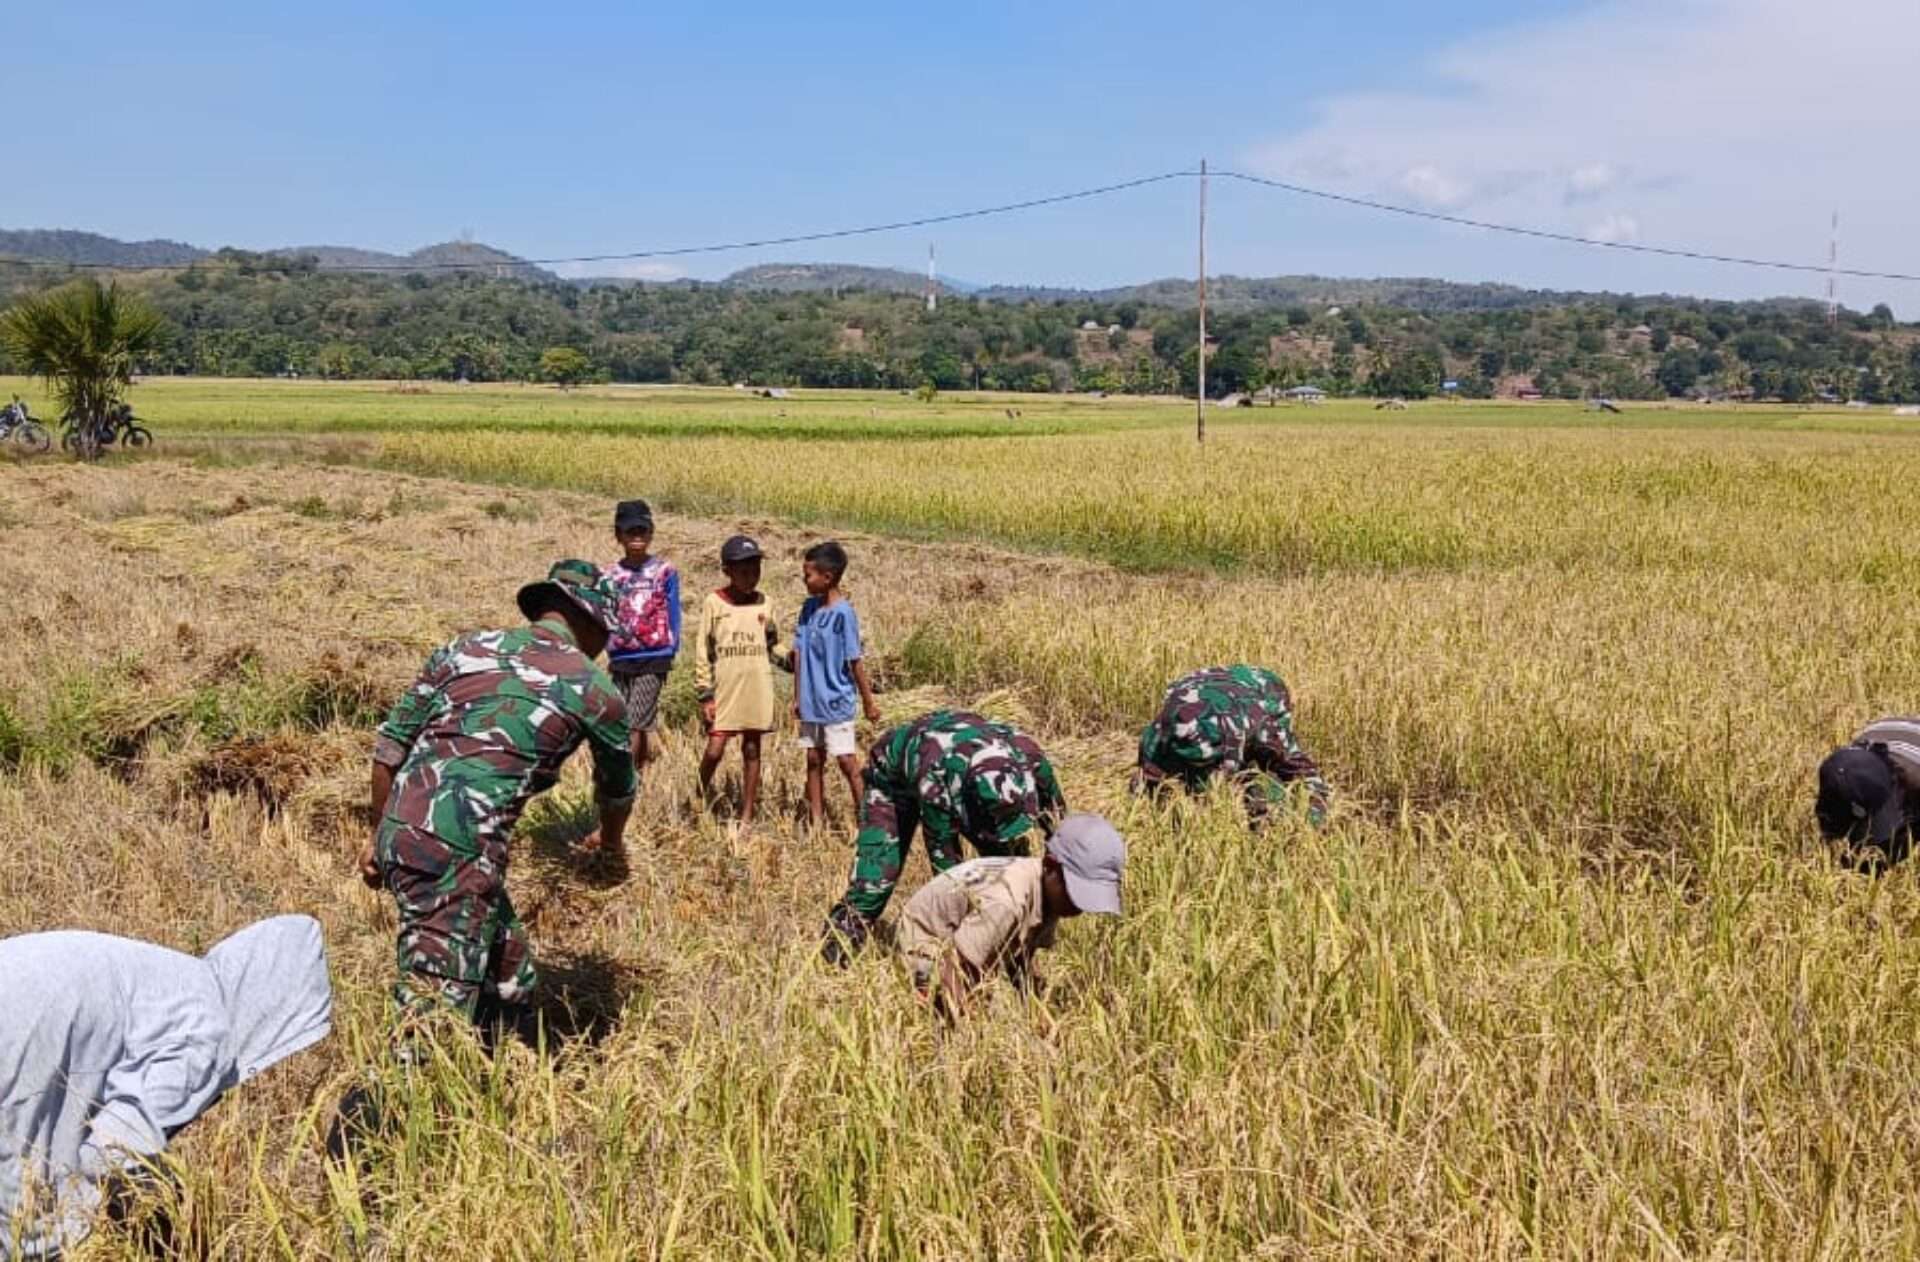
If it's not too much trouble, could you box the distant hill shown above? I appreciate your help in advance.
[721,262,978,295]
[2,237,1905,404]
[978,274,1653,313]
[273,241,553,281]
[0,229,206,268]
[0,227,550,280]
[1,226,1831,316]
[717,265,1825,315]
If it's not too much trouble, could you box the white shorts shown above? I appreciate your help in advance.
[796,720,859,757]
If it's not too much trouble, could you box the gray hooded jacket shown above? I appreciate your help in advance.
[0,915,333,1258]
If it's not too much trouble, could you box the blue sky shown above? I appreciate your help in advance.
[15,0,1918,309]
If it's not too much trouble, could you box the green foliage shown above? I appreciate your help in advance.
[0,278,169,457]
[539,346,589,387]
[2,260,1915,402]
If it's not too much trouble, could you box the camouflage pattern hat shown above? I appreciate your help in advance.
[516,559,621,635]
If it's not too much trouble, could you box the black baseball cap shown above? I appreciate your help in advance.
[720,535,762,564]
[1816,746,1906,845]
[614,499,653,532]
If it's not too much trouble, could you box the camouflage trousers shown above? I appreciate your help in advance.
[839,768,1023,921]
[377,822,537,1023]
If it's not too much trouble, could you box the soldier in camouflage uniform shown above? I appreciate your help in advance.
[358,560,637,1032]
[1133,665,1331,828]
[822,709,1067,962]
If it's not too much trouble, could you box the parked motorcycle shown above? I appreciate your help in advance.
[0,396,51,453]
[61,402,152,455]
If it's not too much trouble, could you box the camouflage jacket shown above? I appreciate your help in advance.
[1137,665,1330,817]
[869,710,1065,852]
[373,624,637,855]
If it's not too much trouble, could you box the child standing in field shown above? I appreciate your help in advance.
[693,534,791,826]
[605,500,681,790]
[792,541,881,831]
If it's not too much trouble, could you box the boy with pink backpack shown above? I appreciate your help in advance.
[606,499,681,790]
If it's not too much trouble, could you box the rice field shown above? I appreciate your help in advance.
[5,378,1920,1258]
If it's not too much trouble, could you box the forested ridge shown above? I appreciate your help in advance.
[3,250,1914,401]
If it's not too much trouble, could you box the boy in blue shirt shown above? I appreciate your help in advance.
[793,540,881,831]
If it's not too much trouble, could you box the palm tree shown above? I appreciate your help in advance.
[0,278,168,460]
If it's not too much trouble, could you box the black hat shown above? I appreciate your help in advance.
[614,499,653,532]
[1816,745,1907,845]
[720,535,762,564]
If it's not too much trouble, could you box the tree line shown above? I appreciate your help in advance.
[2,253,1915,402]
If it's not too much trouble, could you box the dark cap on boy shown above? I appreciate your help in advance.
[721,535,763,563]
[614,500,653,532]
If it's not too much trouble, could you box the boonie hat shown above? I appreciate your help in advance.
[517,559,621,635]
[1816,745,1906,845]
[614,499,654,532]
[721,535,763,564]
[1046,813,1126,915]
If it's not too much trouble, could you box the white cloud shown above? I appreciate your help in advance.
[549,259,686,282]
[1566,163,1617,201]
[1585,214,1639,244]
[1399,164,1473,209]
[1241,0,1920,304]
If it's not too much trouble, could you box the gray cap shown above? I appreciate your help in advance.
[1046,813,1126,916]
[721,534,763,564]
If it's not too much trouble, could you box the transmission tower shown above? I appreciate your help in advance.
[1827,210,1839,326]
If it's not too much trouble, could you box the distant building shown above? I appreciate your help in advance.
[1283,385,1327,403]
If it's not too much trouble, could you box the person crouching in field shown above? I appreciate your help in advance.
[692,535,792,827]
[1815,716,1920,868]
[0,916,331,1258]
[360,560,636,1040]
[605,499,680,800]
[820,709,1075,964]
[792,541,881,832]
[1132,665,1331,828]
[899,814,1126,1021]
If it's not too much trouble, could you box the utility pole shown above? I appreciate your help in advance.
[1197,158,1208,444]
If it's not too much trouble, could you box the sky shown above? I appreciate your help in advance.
[14,0,1919,310]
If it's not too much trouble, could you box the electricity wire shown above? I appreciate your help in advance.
[6,163,1919,286]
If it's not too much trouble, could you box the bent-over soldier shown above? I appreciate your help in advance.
[1133,664,1330,827]
[822,709,1067,962]
[359,560,636,1031]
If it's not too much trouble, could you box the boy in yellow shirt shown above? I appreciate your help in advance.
[692,535,791,825]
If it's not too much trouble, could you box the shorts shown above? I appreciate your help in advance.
[796,720,859,756]
[611,669,667,731]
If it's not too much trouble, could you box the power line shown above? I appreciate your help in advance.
[1214,169,1920,285]
[7,170,1197,274]
[6,163,1918,287]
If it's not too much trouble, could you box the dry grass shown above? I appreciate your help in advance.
[3,429,1920,1258]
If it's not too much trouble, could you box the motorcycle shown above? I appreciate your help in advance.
[0,396,51,454]
[61,402,153,455]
